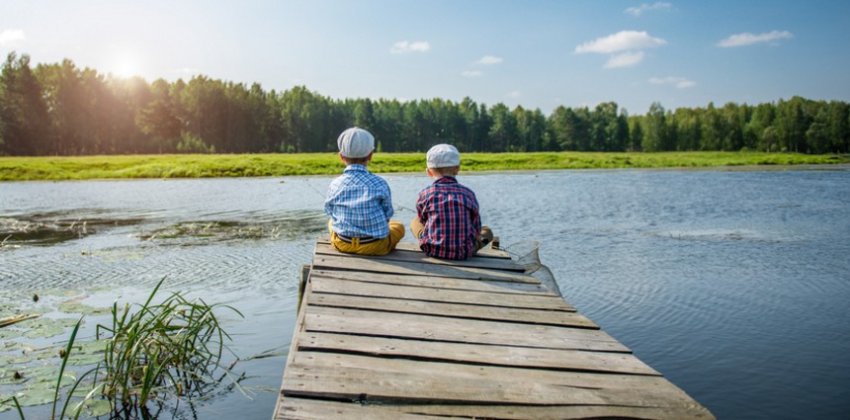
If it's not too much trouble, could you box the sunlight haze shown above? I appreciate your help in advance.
[2,0,849,114]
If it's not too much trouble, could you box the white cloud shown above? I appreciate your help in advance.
[625,2,672,17]
[649,76,696,89]
[390,40,431,54]
[476,55,503,65]
[0,29,25,45]
[461,70,482,78]
[605,51,645,68]
[507,90,521,99]
[575,30,667,54]
[717,30,793,47]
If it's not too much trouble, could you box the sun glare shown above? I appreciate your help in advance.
[111,53,141,78]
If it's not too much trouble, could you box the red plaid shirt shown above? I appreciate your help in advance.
[416,176,481,260]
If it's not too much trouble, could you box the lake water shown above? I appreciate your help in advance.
[2,167,850,419]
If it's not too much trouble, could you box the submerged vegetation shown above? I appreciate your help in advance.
[1,279,244,418]
[1,151,847,181]
[0,213,145,246]
[139,217,327,245]
[1,209,327,249]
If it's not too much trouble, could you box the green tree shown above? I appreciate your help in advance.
[806,108,831,154]
[700,103,722,150]
[136,79,182,152]
[488,103,517,152]
[372,99,403,152]
[673,108,701,150]
[353,98,375,130]
[457,97,480,151]
[627,116,643,151]
[746,103,775,151]
[547,106,589,151]
[0,53,52,155]
[642,102,667,151]
[279,85,337,152]
[590,102,626,151]
[776,96,811,152]
[826,101,849,153]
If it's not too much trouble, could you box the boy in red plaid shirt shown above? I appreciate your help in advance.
[410,144,493,260]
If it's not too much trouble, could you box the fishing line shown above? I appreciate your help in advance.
[294,177,417,214]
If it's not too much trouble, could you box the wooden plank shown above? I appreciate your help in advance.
[303,306,627,352]
[298,332,657,375]
[278,398,711,420]
[309,268,555,296]
[315,242,525,272]
[283,352,706,410]
[276,397,445,420]
[384,404,714,420]
[310,293,595,328]
[320,237,512,259]
[396,241,512,259]
[312,254,538,283]
[310,275,575,311]
[289,352,688,394]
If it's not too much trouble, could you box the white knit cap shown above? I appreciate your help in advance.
[426,144,461,168]
[337,127,375,158]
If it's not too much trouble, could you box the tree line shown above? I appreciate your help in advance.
[1,53,848,156]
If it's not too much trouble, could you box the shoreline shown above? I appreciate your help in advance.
[2,152,848,182]
[3,163,849,184]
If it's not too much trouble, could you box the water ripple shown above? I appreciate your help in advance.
[2,170,850,419]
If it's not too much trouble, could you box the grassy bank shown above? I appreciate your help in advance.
[1,152,848,181]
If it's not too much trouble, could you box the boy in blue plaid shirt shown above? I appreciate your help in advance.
[324,127,404,255]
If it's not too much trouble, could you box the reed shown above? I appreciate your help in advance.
[11,279,243,419]
[94,278,243,416]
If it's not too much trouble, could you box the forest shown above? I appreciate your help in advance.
[1,53,849,156]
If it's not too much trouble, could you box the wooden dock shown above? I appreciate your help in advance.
[274,239,714,419]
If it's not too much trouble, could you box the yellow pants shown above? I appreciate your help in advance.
[328,219,405,256]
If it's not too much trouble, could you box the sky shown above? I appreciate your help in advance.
[2,0,850,114]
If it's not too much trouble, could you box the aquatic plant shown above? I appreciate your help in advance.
[6,279,244,419]
[138,215,326,244]
[94,278,243,416]
[11,317,99,420]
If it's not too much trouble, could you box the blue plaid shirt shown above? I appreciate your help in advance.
[324,164,394,238]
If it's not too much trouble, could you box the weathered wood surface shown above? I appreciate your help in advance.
[312,254,537,283]
[309,268,554,295]
[319,237,513,259]
[309,293,596,328]
[316,241,525,271]
[310,275,576,311]
[274,240,714,419]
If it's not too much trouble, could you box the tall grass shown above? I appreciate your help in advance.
[95,278,243,417]
[11,279,243,419]
[1,151,847,181]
